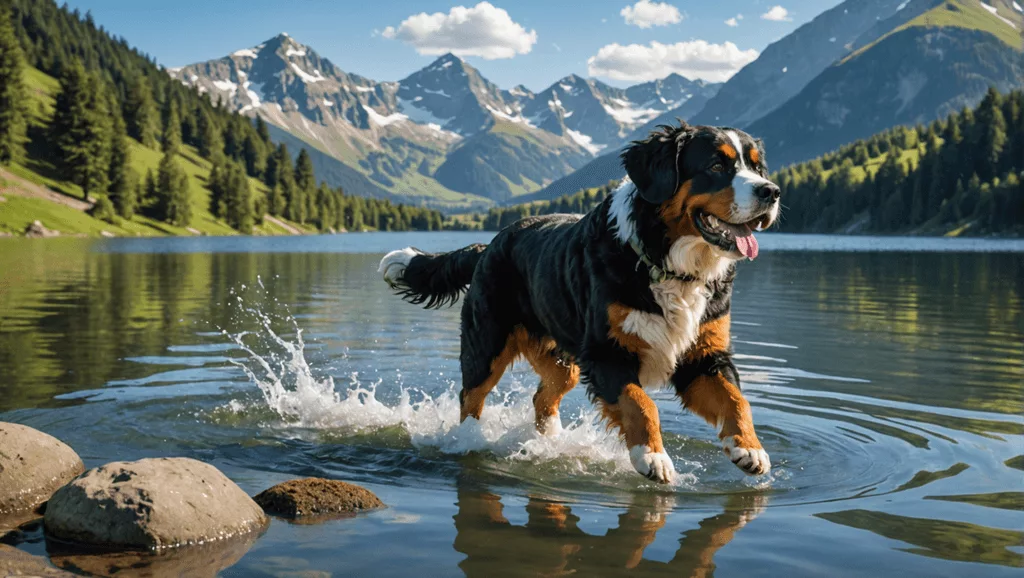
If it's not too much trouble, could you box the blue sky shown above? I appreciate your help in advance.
[65,0,842,90]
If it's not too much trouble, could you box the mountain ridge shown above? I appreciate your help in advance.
[169,35,721,209]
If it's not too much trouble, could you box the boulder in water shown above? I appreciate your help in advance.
[0,422,85,515]
[254,478,385,519]
[43,457,267,549]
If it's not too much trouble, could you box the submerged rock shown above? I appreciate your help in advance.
[0,422,85,515]
[47,530,259,577]
[0,544,74,577]
[254,478,385,519]
[44,457,267,549]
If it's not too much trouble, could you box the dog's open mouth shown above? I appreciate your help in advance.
[694,211,771,260]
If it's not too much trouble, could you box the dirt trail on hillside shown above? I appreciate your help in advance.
[0,168,92,211]
[264,215,303,235]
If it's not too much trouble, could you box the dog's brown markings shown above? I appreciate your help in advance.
[748,147,760,165]
[601,384,665,453]
[658,180,738,243]
[522,334,580,432]
[607,303,649,354]
[681,374,761,451]
[460,326,580,430]
[686,315,730,362]
[718,143,738,160]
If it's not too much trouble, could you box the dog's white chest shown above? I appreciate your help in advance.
[620,279,710,388]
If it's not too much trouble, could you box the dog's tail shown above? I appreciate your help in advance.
[378,244,488,309]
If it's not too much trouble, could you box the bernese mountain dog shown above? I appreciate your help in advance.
[378,121,780,484]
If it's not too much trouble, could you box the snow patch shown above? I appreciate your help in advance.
[782,66,788,73]
[897,0,909,10]
[1014,1,1023,12]
[189,74,199,82]
[212,79,238,94]
[355,86,374,93]
[233,48,258,58]
[290,62,325,83]
[423,87,451,97]
[285,47,308,57]
[602,103,661,126]
[364,105,407,127]
[486,105,533,126]
[980,1,1019,28]
[566,129,605,155]
[239,81,263,113]
[397,97,453,127]
[323,99,334,107]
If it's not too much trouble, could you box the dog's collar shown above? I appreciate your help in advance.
[627,234,695,284]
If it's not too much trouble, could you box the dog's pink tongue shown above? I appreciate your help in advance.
[735,226,759,260]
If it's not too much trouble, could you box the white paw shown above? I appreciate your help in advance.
[629,445,676,484]
[536,414,563,437]
[722,438,771,476]
[378,247,419,288]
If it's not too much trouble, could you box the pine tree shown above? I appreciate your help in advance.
[50,61,112,200]
[124,75,159,147]
[294,148,315,224]
[162,99,182,153]
[198,108,224,161]
[242,133,265,177]
[268,182,286,216]
[255,115,271,145]
[153,150,191,226]
[224,163,253,233]
[106,96,135,217]
[0,1,28,165]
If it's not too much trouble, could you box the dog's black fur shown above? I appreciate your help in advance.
[390,121,772,406]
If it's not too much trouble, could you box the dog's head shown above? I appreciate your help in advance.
[621,122,780,261]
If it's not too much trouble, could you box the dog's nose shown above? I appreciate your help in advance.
[755,183,781,202]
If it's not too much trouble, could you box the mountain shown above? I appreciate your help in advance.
[170,36,720,209]
[691,0,913,128]
[747,0,1024,167]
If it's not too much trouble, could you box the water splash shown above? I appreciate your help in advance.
[219,280,696,481]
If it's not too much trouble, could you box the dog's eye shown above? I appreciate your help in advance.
[709,162,726,173]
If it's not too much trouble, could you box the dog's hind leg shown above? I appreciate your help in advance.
[521,338,579,436]
[458,288,522,421]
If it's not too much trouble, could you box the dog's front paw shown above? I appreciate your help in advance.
[536,414,563,437]
[629,446,676,484]
[722,437,771,476]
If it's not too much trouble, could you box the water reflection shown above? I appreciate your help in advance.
[453,478,768,577]
[815,509,1024,568]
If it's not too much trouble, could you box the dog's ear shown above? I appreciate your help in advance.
[621,124,693,204]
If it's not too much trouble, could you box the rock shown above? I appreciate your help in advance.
[99,230,115,238]
[23,220,59,238]
[254,478,385,519]
[185,227,203,236]
[0,544,74,577]
[43,458,267,549]
[47,531,259,577]
[0,422,85,515]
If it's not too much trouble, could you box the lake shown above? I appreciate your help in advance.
[1,232,1022,577]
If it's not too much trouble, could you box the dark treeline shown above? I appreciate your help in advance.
[775,88,1023,235]
[480,181,619,231]
[0,0,447,233]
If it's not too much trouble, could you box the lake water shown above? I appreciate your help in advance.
[1,232,1022,577]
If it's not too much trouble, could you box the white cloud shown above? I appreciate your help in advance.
[761,6,792,21]
[381,2,536,60]
[620,0,683,29]
[725,14,743,27]
[587,40,758,83]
